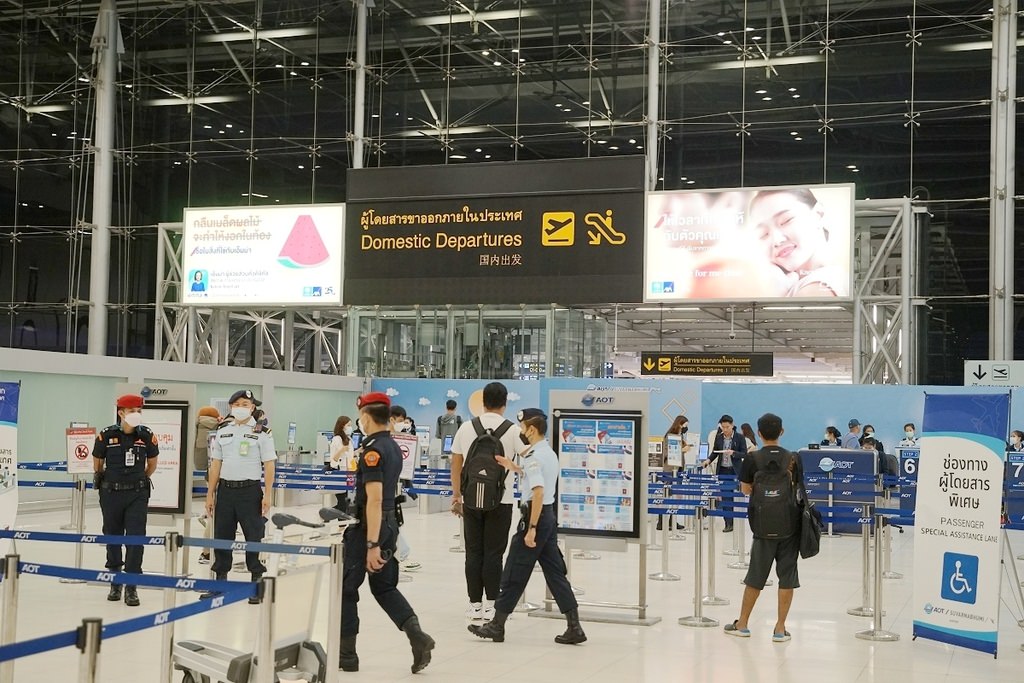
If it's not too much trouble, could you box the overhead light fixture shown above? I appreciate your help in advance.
[411,9,539,26]
[940,38,1024,52]
[493,60,501,66]
[24,104,72,113]
[762,96,772,101]
[397,125,490,138]
[788,87,797,92]
[371,113,379,118]
[582,100,590,105]
[512,48,519,53]
[144,95,243,107]
[846,164,857,169]
[300,61,309,66]
[484,154,492,159]
[225,123,233,128]
[628,138,636,144]
[200,27,317,43]
[790,131,798,136]
[609,146,619,150]
[596,140,607,144]
[686,180,695,185]
[450,154,467,159]
[708,55,824,70]
[240,192,269,198]
[298,165,305,169]
[636,145,643,149]
[475,148,482,152]
[792,94,801,98]
[755,89,767,94]
[794,136,803,140]
[482,50,490,56]
[723,40,732,45]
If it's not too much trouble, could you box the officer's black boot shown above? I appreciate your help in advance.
[200,573,227,600]
[249,572,263,605]
[401,615,435,673]
[106,584,122,602]
[124,585,140,607]
[467,610,508,643]
[554,609,587,645]
[339,635,359,672]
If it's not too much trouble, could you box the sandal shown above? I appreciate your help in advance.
[772,631,791,642]
[724,620,751,637]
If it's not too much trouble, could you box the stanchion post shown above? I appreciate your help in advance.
[855,514,900,641]
[702,498,728,606]
[848,505,876,617]
[727,518,749,570]
[158,532,180,683]
[257,575,276,683]
[62,474,80,530]
[76,618,103,683]
[0,554,20,683]
[325,541,343,683]
[678,507,718,628]
[74,479,86,569]
[649,508,679,581]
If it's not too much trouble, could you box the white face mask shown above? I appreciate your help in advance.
[1012,436,1021,445]
[122,412,143,428]
[344,425,354,436]
[231,406,253,421]
[905,430,914,438]
[864,431,874,437]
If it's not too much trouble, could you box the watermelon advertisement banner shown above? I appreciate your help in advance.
[0,382,19,557]
[913,393,1008,656]
[182,204,344,305]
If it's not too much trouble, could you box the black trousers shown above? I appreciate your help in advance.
[212,484,267,575]
[100,488,150,574]
[494,506,578,615]
[462,503,513,602]
[341,512,414,637]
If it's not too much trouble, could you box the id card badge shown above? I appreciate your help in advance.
[125,449,136,468]
[240,441,250,457]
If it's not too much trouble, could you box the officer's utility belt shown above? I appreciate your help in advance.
[102,480,148,492]
[350,508,397,523]
[220,479,260,489]
[519,502,554,517]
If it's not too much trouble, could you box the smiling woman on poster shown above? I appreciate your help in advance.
[748,188,849,297]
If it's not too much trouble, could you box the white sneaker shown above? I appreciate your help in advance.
[482,604,496,621]
[400,559,421,573]
[466,602,484,620]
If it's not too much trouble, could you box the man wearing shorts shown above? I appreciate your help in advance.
[724,412,804,643]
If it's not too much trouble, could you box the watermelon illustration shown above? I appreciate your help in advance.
[278,215,330,268]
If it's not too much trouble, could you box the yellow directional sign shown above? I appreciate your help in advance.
[640,352,774,377]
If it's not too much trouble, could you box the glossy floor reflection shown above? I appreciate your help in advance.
[4,504,1024,682]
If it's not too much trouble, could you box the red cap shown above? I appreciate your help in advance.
[116,394,144,409]
[356,392,391,409]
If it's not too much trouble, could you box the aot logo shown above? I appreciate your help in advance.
[231,542,246,551]
[175,579,196,589]
[140,386,168,398]
[79,535,97,543]
[818,457,854,473]
[13,532,29,540]
[923,603,934,615]
[21,564,40,574]
[298,546,317,555]
[154,612,170,626]
[96,572,115,582]
[581,393,614,407]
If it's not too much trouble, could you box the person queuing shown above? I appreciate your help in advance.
[724,413,806,642]
[741,422,758,452]
[329,415,356,513]
[468,408,586,646]
[707,414,747,532]
[842,419,862,449]
[194,406,221,565]
[897,423,918,447]
[821,426,841,447]
[202,389,276,603]
[388,405,422,573]
[92,394,159,607]
[450,382,525,621]
[860,424,884,455]
[339,392,435,674]
[658,415,690,531]
[1009,430,1024,452]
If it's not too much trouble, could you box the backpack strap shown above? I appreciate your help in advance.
[471,417,486,437]
[492,419,513,439]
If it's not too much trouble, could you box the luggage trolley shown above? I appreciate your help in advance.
[173,508,355,683]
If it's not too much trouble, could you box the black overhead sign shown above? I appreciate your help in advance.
[640,352,774,377]
[344,157,645,306]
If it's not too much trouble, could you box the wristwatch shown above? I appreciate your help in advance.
[366,540,380,549]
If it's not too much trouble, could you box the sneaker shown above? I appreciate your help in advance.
[482,605,496,621]
[724,620,750,637]
[466,602,484,620]
[772,631,792,643]
[400,559,422,573]
[197,515,207,529]
[198,553,211,565]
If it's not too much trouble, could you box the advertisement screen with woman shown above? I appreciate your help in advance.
[644,183,854,301]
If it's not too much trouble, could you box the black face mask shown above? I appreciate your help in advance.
[519,433,530,446]
[679,426,688,434]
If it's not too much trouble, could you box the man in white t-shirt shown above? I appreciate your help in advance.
[450,382,524,621]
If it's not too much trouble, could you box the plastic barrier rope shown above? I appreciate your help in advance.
[0,627,79,664]
[17,562,253,593]
[179,537,331,556]
[17,462,68,471]
[0,529,165,546]
[17,481,77,489]
[647,506,698,516]
[102,586,255,640]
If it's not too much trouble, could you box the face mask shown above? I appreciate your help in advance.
[679,426,688,434]
[122,412,143,428]
[1012,436,1021,445]
[865,431,874,437]
[231,406,252,421]
[519,432,531,446]
[344,425,354,436]
[905,430,914,438]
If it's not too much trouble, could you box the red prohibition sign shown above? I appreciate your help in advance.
[399,444,410,460]
[74,444,90,460]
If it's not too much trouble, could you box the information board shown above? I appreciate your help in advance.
[0,382,19,557]
[393,433,418,481]
[65,427,96,475]
[555,410,642,539]
[181,204,344,306]
[142,404,189,514]
[640,352,773,377]
[665,434,683,467]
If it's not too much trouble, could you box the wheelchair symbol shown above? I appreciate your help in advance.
[948,560,972,596]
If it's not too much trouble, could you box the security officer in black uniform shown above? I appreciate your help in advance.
[92,394,159,607]
[340,391,435,675]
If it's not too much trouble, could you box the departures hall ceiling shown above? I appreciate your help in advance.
[0,1,1002,373]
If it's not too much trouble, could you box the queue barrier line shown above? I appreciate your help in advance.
[17,481,79,489]
[179,536,331,556]
[0,628,79,664]
[16,462,68,471]
[0,529,164,547]
[16,562,253,593]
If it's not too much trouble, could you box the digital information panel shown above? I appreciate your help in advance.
[143,403,190,515]
[345,157,645,305]
[181,204,344,306]
[554,410,643,539]
[645,183,854,301]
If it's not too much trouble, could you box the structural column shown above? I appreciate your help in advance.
[645,0,661,191]
[989,0,1017,359]
[87,0,121,355]
[352,0,368,169]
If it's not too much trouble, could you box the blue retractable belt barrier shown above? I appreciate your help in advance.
[17,481,77,489]
[102,586,255,639]
[180,537,331,556]
[16,562,253,593]
[0,529,165,546]
[0,628,79,663]
[17,462,67,471]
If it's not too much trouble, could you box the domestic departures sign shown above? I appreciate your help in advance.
[640,352,774,377]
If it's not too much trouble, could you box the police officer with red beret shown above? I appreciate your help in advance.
[92,394,159,607]
[339,392,435,675]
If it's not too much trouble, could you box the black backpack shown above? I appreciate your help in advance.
[461,417,512,511]
[749,448,800,540]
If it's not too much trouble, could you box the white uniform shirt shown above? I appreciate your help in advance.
[211,418,276,480]
[451,412,524,505]
[521,439,559,506]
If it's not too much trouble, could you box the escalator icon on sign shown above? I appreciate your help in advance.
[585,210,627,245]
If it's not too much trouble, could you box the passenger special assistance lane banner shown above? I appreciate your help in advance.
[0,382,19,556]
[913,393,1008,655]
